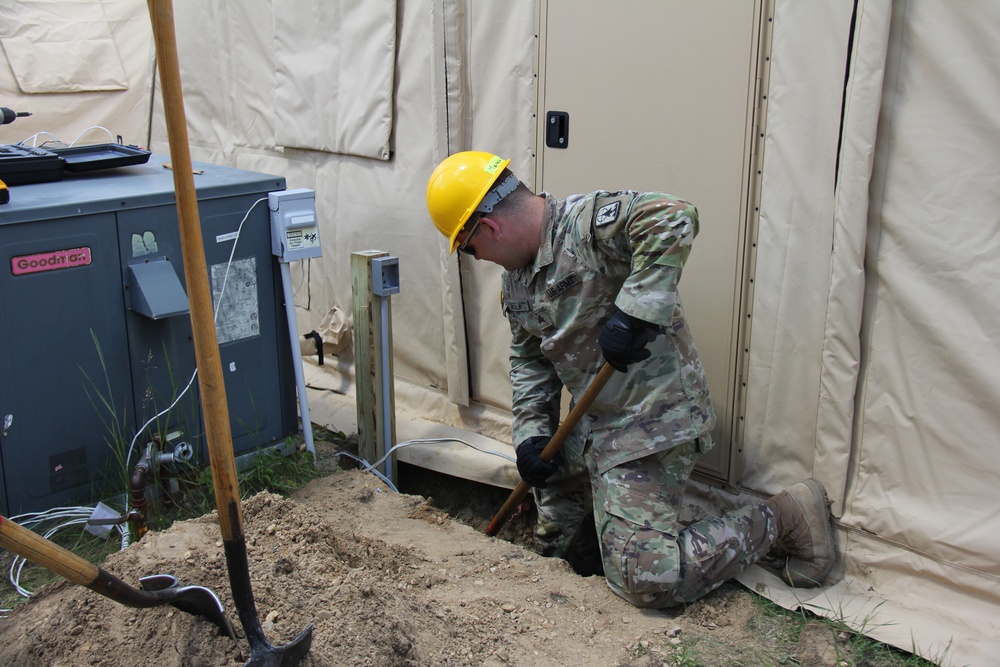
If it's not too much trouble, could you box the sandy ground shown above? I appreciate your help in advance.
[0,448,835,666]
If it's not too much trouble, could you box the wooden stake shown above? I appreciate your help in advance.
[351,250,396,477]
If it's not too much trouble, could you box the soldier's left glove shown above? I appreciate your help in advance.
[516,435,563,488]
[598,307,656,372]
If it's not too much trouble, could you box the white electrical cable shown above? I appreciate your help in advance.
[122,198,265,495]
[292,258,308,298]
[331,452,399,493]
[16,126,116,149]
[328,437,517,495]
[366,438,517,471]
[215,198,267,320]
[68,125,115,147]
[1,506,129,609]
[15,131,60,148]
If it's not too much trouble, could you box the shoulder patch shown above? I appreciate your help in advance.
[595,201,621,227]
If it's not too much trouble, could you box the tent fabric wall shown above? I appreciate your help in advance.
[739,0,856,497]
[842,1,1000,660]
[272,0,395,161]
[816,0,892,519]
[0,0,152,149]
[147,0,535,442]
[0,0,127,93]
[150,0,440,392]
[850,0,1000,577]
[431,0,472,407]
[739,1,1000,664]
[461,3,538,414]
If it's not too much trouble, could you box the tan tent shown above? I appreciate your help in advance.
[3,2,998,664]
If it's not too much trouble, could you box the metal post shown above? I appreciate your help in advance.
[280,262,315,456]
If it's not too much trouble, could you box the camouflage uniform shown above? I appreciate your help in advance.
[502,191,777,606]
[531,419,590,559]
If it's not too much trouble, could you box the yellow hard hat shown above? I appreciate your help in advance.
[426,151,511,253]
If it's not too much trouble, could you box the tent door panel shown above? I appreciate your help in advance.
[536,0,765,485]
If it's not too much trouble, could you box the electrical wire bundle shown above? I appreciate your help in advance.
[0,506,129,615]
[332,437,516,494]
[15,125,116,150]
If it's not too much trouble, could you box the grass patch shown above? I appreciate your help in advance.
[747,593,942,667]
[154,441,331,528]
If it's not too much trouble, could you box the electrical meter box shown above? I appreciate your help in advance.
[268,188,321,262]
[0,155,298,515]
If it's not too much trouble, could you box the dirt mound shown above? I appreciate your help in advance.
[0,469,778,666]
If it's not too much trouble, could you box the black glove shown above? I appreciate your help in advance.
[598,308,656,372]
[515,435,563,488]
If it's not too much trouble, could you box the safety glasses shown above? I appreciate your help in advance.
[457,215,482,255]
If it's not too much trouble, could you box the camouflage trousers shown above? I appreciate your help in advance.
[532,423,592,559]
[594,437,777,608]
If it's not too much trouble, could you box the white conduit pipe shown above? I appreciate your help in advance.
[280,262,315,456]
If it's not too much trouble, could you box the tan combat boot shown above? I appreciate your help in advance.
[765,479,836,587]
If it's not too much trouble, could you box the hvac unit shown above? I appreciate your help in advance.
[0,154,298,515]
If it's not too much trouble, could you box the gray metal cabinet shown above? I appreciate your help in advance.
[0,155,297,515]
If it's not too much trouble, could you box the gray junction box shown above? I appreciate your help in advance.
[0,155,298,515]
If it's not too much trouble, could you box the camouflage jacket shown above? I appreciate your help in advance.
[502,191,716,474]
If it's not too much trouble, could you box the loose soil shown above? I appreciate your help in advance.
[0,438,836,666]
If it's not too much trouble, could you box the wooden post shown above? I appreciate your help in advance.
[351,251,396,479]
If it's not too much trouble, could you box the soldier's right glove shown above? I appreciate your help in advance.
[515,435,563,488]
[598,307,656,372]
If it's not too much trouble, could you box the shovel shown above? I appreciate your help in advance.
[485,362,616,536]
[0,515,235,639]
[147,1,312,664]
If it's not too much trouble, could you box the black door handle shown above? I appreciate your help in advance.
[546,111,569,149]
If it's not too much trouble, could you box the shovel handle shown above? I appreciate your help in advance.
[0,515,157,606]
[485,362,616,536]
[148,0,243,541]
[149,3,311,657]
[1,516,237,641]
[0,515,98,587]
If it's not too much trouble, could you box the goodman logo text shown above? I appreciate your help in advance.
[12,247,93,276]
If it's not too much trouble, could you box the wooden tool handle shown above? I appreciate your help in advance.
[148,0,242,540]
[0,516,98,587]
[485,362,616,536]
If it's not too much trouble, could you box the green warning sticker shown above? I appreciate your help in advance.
[484,155,504,174]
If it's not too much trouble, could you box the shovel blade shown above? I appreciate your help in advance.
[244,624,313,667]
[140,574,237,641]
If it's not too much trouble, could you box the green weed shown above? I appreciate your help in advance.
[749,593,942,667]
[240,443,325,496]
[79,331,132,497]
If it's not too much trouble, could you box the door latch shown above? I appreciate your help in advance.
[546,111,569,148]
